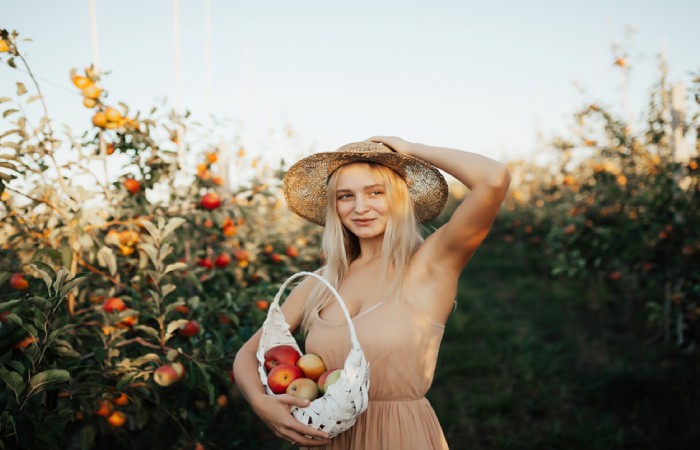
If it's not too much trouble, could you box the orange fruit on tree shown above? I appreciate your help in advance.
[72,75,92,90]
[12,335,38,349]
[255,300,269,310]
[10,273,29,290]
[83,98,97,108]
[207,152,218,163]
[107,411,126,427]
[0,40,10,53]
[113,393,130,406]
[106,143,115,155]
[124,178,140,195]
[92,111,107,128]
[104,106,121,122]
[95,399,113,417]
[286,245,299,258]
[82,84,101,100]
[103,297,126,313]
[223,224,236,237]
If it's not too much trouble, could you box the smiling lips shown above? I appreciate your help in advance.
[352,218,375,226]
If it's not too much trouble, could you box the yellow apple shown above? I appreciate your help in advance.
[286,377,319,401]
[296,353,326,381]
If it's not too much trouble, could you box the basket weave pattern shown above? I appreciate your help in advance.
[256,272,370,438]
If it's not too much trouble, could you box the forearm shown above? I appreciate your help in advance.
[232,343,267,410]
[406,142,509,190]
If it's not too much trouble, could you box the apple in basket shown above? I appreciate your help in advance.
[264,345,301,373]
[267,363,303,394]
[286,377,319,401]
[296,353,327,381]
[317,369,342,394]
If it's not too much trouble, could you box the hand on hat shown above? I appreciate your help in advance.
[366,136,413,156]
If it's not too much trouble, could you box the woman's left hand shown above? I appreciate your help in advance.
[365,136,414,155]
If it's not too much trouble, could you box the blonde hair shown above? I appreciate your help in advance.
[300,163,424,333]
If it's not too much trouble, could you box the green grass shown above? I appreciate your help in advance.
[427,238,700,450]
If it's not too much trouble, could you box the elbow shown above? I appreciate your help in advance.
[489,164,511,191]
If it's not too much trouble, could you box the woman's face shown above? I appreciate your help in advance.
[334,163,390,240]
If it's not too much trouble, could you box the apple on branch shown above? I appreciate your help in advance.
[154,362,185,387]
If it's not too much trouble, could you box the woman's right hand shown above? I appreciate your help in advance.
[252,392,333,447]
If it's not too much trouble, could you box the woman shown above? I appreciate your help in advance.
[233,136,511,449]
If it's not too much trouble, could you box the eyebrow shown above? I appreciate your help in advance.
[336,184,384,193]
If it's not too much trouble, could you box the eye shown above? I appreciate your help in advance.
[370,190,384,196]
[337,193,353,200]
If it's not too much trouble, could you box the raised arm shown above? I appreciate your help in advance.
[368,136,511,272]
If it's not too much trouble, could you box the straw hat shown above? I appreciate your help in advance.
[283,141,448,225]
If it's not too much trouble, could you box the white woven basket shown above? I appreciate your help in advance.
[256,271,370,438]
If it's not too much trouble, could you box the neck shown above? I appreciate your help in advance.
[355,235,384,262]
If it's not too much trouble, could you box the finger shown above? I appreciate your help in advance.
[278,394,311,409]
[288,420,331,441]
[287,431,333,447]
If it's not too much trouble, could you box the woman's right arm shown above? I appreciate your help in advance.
[232,277,332,446]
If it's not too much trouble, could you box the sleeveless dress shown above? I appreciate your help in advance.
[302,298,450,450]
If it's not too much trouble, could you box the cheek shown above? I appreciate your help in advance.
[336,201,353,216]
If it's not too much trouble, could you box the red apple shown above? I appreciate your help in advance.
[10,273,29,291]
[317,369,342,394]
[179,320,200,337]
[200,192,221,210]
[153,362,185,386]
[215,253,231,268]
[286,377,319,401]
[124,178,140,195]
[267,363,303,394]
[198,258,213,269]
[296,353,326,381]
[103,297,126,313]
[264,345,301,373]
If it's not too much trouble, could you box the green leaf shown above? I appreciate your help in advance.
[134,325,160,339]
[0,299,22,313]
[164,262,187,275]
[129,353,161,367]
[162,217,186,240]
[140,219,160,242]
[97,246,117,277]
[58,273,89,299]
[6,313,22,326]
[26,369,70,399]
[161,284,176,299]
[139,243,160,269]
[165,319,188,343]
[0,368,26,404]
[48,324,76,343]
[6,360,25,374]
[31,260,55,294]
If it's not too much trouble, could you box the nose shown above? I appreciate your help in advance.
[354,196,369,214]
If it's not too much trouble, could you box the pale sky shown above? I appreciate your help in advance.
[2,0,699,168]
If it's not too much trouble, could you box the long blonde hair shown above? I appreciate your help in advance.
[300,163,424,333]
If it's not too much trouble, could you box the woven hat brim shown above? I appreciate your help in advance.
[283,150,448,225]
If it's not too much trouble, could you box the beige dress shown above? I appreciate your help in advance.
[302,298,450,450]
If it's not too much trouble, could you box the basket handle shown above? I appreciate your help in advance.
[271,271,361,349]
